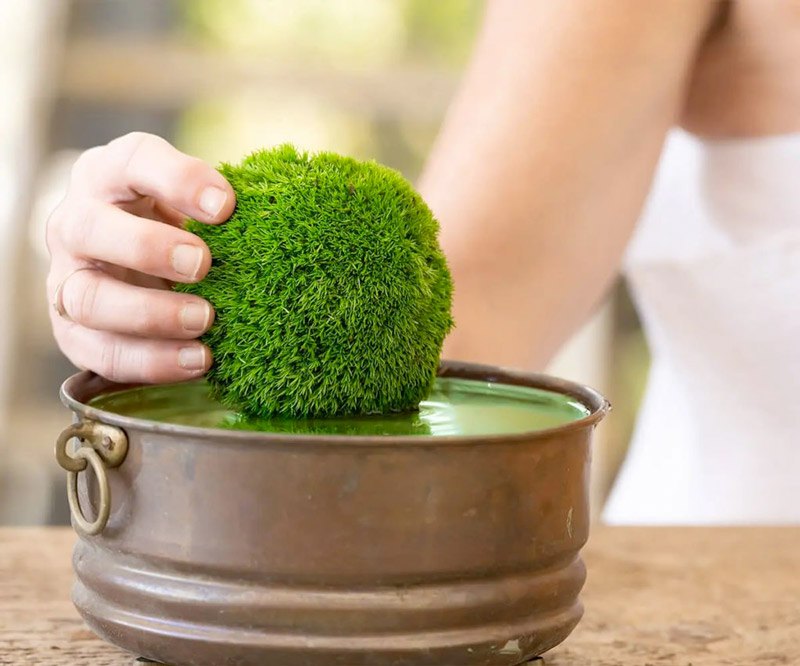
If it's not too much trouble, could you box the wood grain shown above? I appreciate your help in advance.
[1,527,798,665]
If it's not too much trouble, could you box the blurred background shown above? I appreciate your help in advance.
[0,0,648,526]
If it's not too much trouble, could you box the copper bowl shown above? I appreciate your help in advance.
[56,361,608,666]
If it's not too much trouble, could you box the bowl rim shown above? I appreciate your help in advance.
[60,360,610,447]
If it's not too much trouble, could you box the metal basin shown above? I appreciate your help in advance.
[56,361,609,666]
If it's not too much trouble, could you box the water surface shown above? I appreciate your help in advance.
[90,377,590,437]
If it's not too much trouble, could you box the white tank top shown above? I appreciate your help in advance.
[603,128,800,525]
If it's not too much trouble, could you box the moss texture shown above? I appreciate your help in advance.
[177,144,453,418]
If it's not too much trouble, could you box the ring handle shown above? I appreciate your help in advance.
[67,447,109,536]
[55,421,128,536]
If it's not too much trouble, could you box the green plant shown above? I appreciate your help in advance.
[177,144,453,418]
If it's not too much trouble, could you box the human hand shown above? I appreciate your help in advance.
[46,132,235,383]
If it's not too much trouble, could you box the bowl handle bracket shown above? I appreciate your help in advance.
[54,421,128,536]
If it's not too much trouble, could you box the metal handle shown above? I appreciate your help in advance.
[55,421,128,536]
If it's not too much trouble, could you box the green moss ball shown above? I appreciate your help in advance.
[177,144,453,418]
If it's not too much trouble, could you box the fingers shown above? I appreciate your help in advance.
[70,132,235,225]
[121,196,188,228]
[46,132,231,385]
[55,323,212,384]
[55,199,211,283]
[57,268,214,339]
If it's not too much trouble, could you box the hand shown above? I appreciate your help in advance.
[46,132,236,384]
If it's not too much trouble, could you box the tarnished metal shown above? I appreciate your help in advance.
[67,446,109,536]
[55,421,128,536]
[59,362,609,666]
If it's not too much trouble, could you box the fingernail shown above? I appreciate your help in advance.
[178,346,208,371]
[172,244,203,280]
[198,186,227,218]
[181,302,212,333]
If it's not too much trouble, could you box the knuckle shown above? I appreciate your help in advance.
[58,197,96,254]
[137,350,163,384]
[181,156,213,184]
[109,133,149,178]
[133,224,182,275]
[133,298,163,335]
[110,132,163,174]
[109,131,154,152]
[67,273,100,325]
[98,339,127,382]
[126,228,160,271]
[69,146,104,181]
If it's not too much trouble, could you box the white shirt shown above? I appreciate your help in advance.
[604,129,800,525]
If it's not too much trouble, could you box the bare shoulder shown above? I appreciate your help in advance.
[681,0,800,137]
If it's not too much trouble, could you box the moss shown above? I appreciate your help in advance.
[177,144,453,418]
[218,411,433,437]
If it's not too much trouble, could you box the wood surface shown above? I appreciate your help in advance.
[1,527,798,665]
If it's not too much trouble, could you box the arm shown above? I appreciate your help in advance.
[419,0,718,369]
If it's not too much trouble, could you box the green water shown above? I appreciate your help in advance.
[89,378,590,437]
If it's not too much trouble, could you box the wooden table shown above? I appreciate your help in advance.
[1,527,798,665]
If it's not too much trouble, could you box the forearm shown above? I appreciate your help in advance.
[420,0,717,369]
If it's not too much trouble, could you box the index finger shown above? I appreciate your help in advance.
[70,132,236,225]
